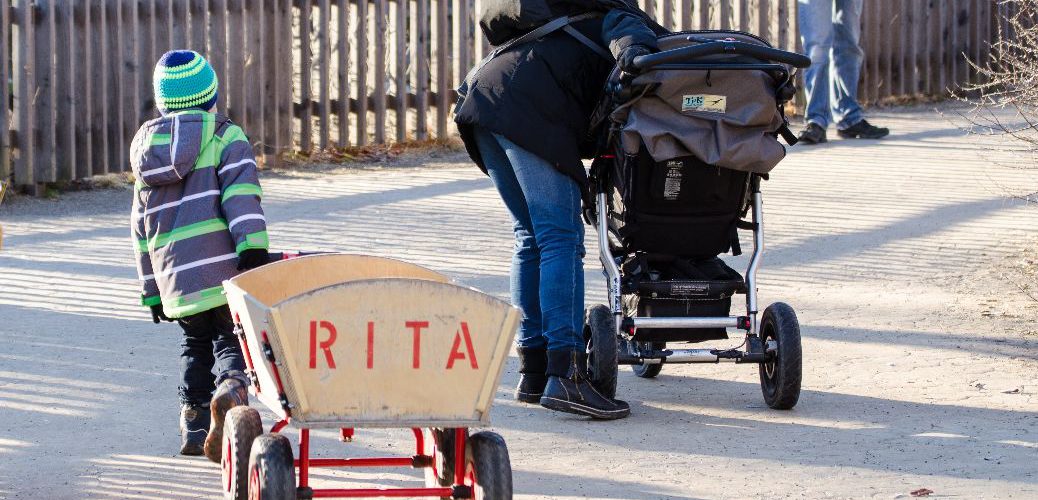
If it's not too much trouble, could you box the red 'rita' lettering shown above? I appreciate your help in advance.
[309,320,338,369]
[446,322,479,369]
[406,321,429,369]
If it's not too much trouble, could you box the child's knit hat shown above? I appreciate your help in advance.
[153,50,219,116]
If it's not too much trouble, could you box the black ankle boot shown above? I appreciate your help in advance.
[540,350,630,420]
[180,404,210,456]
[516,347,548,403]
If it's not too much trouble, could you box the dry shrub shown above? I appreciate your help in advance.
[961,0,1038,174]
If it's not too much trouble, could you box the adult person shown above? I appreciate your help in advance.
[454,0,663,420]
[797,0,889,144]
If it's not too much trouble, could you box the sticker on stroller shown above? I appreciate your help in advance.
[663,161,684,200]
[682,94,727,114]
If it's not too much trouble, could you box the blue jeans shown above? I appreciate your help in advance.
[473,127,585,352]
[798,0,865,130]
[177,305,246,406]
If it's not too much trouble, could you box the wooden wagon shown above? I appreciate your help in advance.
[220,254,520,500]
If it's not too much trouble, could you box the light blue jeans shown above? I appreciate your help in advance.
[472,127,585,352]
[798,0,865,130]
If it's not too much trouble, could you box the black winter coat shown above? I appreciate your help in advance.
[454,7,661,185]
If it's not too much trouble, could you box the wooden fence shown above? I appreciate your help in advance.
[0,0,1006,189]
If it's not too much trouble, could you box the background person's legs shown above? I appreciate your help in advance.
[798,0,836,128]
[830,0,865,130]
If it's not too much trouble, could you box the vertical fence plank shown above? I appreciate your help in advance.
[719,0,729,29]
[955,0,970,87]
[319,0,331,149]
[1,0,11,181]
[373,0,387,144]
[661,0,673,30]
[416,0,429,140]
[776,0,789,51]
[127,0,141,168]
[281,0,292,151]
[225,0,244,122]
[209,0,228,99]
[680,0,691,30]
[737,0,748,32]
[251,0,264,156]
[13,0,35,186]
[55,0,75,180]
[435,0,449,139]
[356,0,369,145]
[265,0,281,163]
[34,0,55,183]
[299,0,313,151]
[337,0,350,147]
[74,0,92,179]
[904,0,916,96]
[643,0,654,21]
[396,0,409,142]
[190,0,206,51]
[757,0,770,41]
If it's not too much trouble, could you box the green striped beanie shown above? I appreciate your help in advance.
[153,50,219,116]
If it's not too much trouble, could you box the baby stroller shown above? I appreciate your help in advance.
[583,30,811,409]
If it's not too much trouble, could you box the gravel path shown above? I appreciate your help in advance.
[0,104,1035,499]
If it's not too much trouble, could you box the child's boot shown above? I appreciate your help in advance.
[203,372,249,463]
[179,404,211,456]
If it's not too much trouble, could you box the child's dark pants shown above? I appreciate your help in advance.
[176,305,246,406]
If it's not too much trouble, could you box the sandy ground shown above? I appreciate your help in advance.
[0,104,1036,499]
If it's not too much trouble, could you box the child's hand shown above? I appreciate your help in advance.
[150,305,172,324]
[237,249,270,271]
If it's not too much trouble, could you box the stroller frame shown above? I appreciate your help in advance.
[594,180,770,366]
[583,32,809,410]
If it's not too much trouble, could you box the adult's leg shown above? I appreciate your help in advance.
[177,312,218,406]
[831,0,865,129]
[798,0,836,128]
[492,134,584,354]
[472,127,544,350]
[491,133,628,419]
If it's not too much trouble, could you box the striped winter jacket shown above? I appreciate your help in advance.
[130,110,268,319]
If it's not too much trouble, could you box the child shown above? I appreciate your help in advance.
[130,50,269,461]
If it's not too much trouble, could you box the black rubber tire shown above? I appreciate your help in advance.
[631,342,664,379]
[464,432,513,500]
[423,428,459,491]
[758,302,802,410]
[247,434,296,500]
[222,407,263,500]
[584,305,618,399]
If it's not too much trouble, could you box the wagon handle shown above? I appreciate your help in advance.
[632,40,812,70]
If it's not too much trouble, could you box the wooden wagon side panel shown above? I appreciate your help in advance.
[268,279,519,427]
[224,282,290,421]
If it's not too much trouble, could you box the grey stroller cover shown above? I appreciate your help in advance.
[610,32,790,174]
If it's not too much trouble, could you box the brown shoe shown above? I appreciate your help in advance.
[203,375,249,463]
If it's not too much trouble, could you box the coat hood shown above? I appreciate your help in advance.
[130,111,223,187]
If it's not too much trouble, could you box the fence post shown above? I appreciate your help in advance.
[1,0,10,183]
[337,0,351,148]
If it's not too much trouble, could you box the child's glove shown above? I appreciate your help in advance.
[237,249,270,271]
[617,44,654,74]
[150,304,171,324]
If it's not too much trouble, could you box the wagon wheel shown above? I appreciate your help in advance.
[247,434,295,500]
[463,432,513,500]
[584,305,618,398]
[222,407,263,500]
[423,428,462,494]
[758,302,802,410]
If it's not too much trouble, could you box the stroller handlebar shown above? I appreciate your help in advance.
[631,41,812,70]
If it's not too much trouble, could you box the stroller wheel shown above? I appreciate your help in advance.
[584,305,618,399]
[631,342,665,379]
[758,303,802,410]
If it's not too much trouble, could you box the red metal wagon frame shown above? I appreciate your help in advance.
[241,326,476,499]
